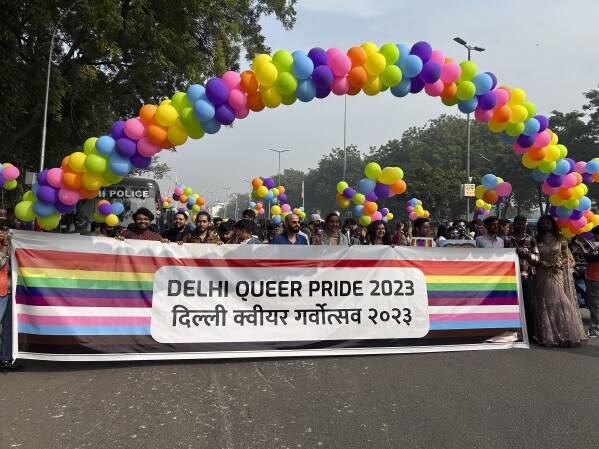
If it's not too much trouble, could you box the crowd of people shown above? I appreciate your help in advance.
[1,207,597,372]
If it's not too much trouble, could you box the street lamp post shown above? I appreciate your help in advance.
[454,37,485,220]
[40,3,81,173]
[222,186,231,217]
[269,149,290,186]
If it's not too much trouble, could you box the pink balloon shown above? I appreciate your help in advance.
[534,130,551,148]
[235,105,250,119]
[124,117,147,141]
[58,187,81,206]
[562,173,578,189]
[495,182,512,196]
[407,206,414,212]
[475,108,493,123]
[371,211,382,221]
[328,53,351,77]
[575,161,587,174]
[513,142,529,155]
[281,204,291,213]
[429,50,445,66]
[227,89,247,109]
[46,168,65,188]
[258,208,264,215]
[424,79,444,97]
[327,47,343,59]
[556,217,570,227]
[137,137,161,157]
[1,165,20,180]
[173,186,183,195]
[331,76,350,95]
[408,211,418,220]
[542,182,558,195]
[494,89,509,108]
[221,71,241,91]
[440,62,461,83]
[572,216,587,228]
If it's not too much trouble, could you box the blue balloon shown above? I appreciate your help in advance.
[532,168,550,182]
[273,215,282,225]
[471,73,493,95]
[111,202,125,215]
[354,205,364,216]
[400,55,423,78]
[249,201,256,208]
[264,190,274,201]
[357,178,377,195]
[585,160,599,174]
[395,43,411,66]
[522,118,541,136]
[458,97,478,114]
[500,131,518,144]
[553,159,571,176]
[193,98,215,121]
[186,84,205,103]
[296,79,316,102]
[200,118,221,134]
[482,174,498,190]
[390,77,411,98]
[576,196,592,211]
[95,135,116,157]
[556,206,573,218]
[291,55,314,80]
[108,155,132,177]
[33,200,57,218]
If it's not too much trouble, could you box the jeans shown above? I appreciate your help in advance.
[585,280,599,336]
[521,276,535,340]
[0,293,13,361]
[573,275,586,307]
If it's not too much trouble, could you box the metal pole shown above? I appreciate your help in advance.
[466,46,471,221]
[343,95,347,181]
[269,149,289,186]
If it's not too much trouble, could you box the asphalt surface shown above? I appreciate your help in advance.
[1,309,597,449]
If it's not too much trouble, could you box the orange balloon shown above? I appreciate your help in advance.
[347,46,367,67]
[196,196,205,206]
[146,124,168,143]
[240,70,259,94]
[159,137,174,149]
[78,186,99,199]
[593,172,599,183]
[440,82,457,100]
[346,84,362,96]
[556,187,573,200]
[492,105,512,124]
[572,172,583,184]
[390,179,407,194]
[61,156,70,171]
[497,85,512,98]
[179,194,188,203]
[252,177,263,189]
[139,104,158,126]
[335,192,343,201]
[584,211,594,221]
[527,146,547,161]
[277,186,285,194]
[348,66,368,87]
[247,92,265,112]
[423,211,430,218]
[569,224,583,235]
[482,190,499,204]
[62,169,82,190]
[364,202,377,215]
[97,200,110,207]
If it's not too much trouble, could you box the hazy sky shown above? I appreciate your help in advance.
[155,0,599,208]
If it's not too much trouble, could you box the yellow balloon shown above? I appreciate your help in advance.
[386,213,394,221]
[362,75,382,96]
[561,228,574,239]
[82,172,103,191]
[508,88,526,106]
[167,121,188,146]
[260,85,282,108]
[68,152,87,173]
[255,62,278,87]
[487,120,506,133]
[271,205,281,215]
[475,199,484,207]
[474,185,487,199]
[521,153,540,169]
[252,53,272,70]
[544,145,560,162]
[549,195,565,206]
[256,185,268,197]
[105,214,119,227]
[378,167,402,185]
[155,104,179,127]
[360,42,379,55]
[509,105,528,124]
[364,53,387,76]
[338,198,351,208]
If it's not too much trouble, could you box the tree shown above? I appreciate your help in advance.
[0,0,297,178]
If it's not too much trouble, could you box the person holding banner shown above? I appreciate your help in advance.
[233,220,263,244]
[475,216,504,248]
[314,212,349,246]
[407,217,436,247]
[0,220,24,371]
[183,211,222,245]
[271,214,308,245]
[117,208,167,242]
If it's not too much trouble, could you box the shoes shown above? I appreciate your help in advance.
[0,361,25,371]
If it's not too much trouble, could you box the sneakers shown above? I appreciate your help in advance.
[0,361,25,371]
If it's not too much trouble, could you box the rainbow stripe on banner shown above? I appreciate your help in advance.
[11,232,524,360]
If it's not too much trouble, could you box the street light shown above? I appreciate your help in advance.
[242,179,253,197]
[40,2,81,173]
[222,186,231,217]
[269,149,290,186]
[454,37,485,220]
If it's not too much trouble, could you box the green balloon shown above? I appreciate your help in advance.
[170,92,192,113]
[15,201,35,221]
[276,72,298,95]
[505,121,525,137]
[23,190,35,202]
[380,65,402,87]
[102,170,123,185]
[37,213,61,230]
[83,137,98,155]
[458,61,477,82]
[456,81,476,101]
[272,50,294,73]
[379,43,400,65]
[180,108,205,139]
[364,162,382,180]
[85,153,108,175]
[281,93,297,106]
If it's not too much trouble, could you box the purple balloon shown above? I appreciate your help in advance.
[485,72,497,90]
[564,158,576,173]
[277,193,287,202]
[116,137,138,158]
[129,152,152,169]
[54,201,76,214]
[374,183,390,199]
[0,175,4,187]
[205,78,229,106]
[478,91,498,110]
[315,85,331,99]
[187,203,193,210]
[549,205,558,216]
[583,231,594,240]
[419,61,441,83]
[172,193,180,201]
[365,192,378,202]
[263,178,275,189]
[570,209,583,220]
[546,173,564,188]
[582,172,593,184]
[37,185,58,204]
[409,76,425,94]
[494,196,504,205]
[308,47,328,67]
[98,203,112,215]
[381,209,388,217]
[110,121,126,140]
[343,187,356,199]
[37,169,49,186]
[516,133,536,148]
[312,65,334,89]
[410,41,432,63]
[214,103,235,125]
[535,115,549,132]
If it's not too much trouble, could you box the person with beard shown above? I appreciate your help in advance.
[475,216,504,248]
[233,220,263,244]
[183,211,222,245]
[117,208,167,242]
[161,211,191,244]
[453,219,472,240]
[271,214,308,245]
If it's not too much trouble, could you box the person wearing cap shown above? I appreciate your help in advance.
[475,216,504,248]
[301,213,322,244]
[116,207,167,242]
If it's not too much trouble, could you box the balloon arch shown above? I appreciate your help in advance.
[15,40,599,237]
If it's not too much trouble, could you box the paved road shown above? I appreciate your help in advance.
[1,310,597,449]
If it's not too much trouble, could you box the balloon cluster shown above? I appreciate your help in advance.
[336,162,403,226]
[0,163,19,190]
[166,184,206,214]
[473,174,512,215]
[270,204,306,225]
[12,39,599,236]
[250,178,287,216]
[93,200,124,227]
[406,198,429,220]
